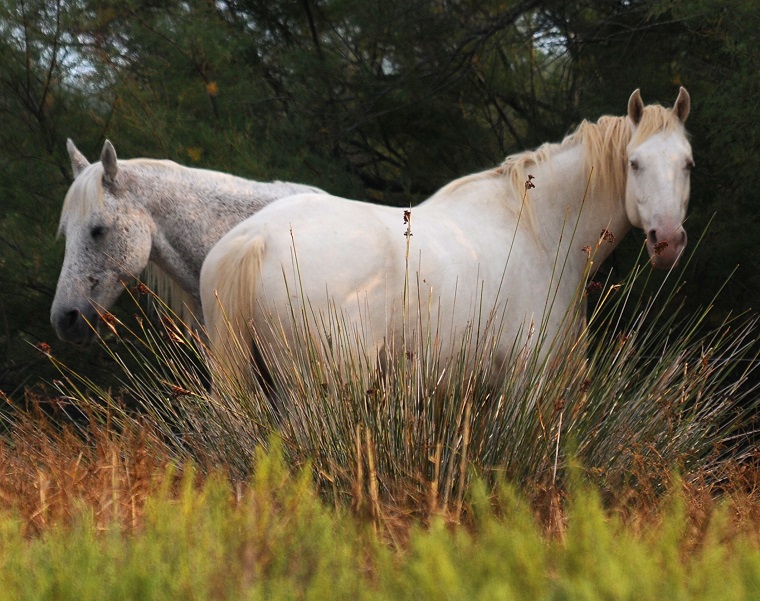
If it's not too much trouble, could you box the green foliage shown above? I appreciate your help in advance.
[1,445,760,599]
[0,444,372,600]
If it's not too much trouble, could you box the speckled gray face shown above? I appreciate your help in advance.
[51,194,153,345]
[50,139,326,346]
[50,140,155,345]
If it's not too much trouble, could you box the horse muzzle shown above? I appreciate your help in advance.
[646,224,687,269]
[50,304,99,346]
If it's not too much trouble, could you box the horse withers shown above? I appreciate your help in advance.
[200,88,693,387]
[50,140,324,345]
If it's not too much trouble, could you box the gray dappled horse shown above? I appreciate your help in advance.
[51,140,324,345]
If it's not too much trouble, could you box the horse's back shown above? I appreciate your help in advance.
[200,192,405,354]
[200,188,524,370]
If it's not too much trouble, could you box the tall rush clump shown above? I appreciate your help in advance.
[37,200,760,523]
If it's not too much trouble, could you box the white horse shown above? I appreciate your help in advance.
[200,88,693,385]
[50,140,324,345]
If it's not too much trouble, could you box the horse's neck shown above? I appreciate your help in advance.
[426,145,631,272]
[527,144,631,271]
[130,163,299,298]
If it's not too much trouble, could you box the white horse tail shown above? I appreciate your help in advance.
[200,233,266,390]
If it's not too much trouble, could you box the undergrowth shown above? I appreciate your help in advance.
[3,222,757,601]
[36,240,760,525]
[0,435,760,599]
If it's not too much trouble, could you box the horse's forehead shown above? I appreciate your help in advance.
[60,163,127,228]
[631,129,691,157]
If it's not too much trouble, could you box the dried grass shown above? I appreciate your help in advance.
[0,393,173,535]
[15,225,760,543]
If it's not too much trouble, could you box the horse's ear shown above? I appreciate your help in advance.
[673,86,690,124]
[627,89,644,126]
[67,138,90,177]
[100,140,119,185]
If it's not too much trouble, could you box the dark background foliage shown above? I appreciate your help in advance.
[0,0,757,395]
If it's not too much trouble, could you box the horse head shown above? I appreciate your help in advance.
[50,140,154,345]
[624,87,692,269]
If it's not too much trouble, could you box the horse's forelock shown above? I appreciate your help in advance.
[58,163,105,235]
[630,104,686,146]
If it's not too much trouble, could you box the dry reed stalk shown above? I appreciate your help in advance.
[365,428,382,522]
[552,411,563,488]
[428,441,442,515]
[352,424,364,512]
[455,394,472,523]
[402,207,412,330]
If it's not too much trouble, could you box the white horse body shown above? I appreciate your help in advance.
[51,140,324,345]
[203,176,551,370]
[201,89,693,383]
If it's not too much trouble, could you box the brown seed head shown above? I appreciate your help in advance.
[585,281,603,296]
[132,282,150,296]
[99,311,118,335]
[169,385,193,399]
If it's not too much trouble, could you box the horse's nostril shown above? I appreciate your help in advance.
[63,309,81,330]
[647,229,658,245]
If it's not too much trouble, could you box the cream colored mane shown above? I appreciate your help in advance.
[498,104,685,216]
[430,104,685,239]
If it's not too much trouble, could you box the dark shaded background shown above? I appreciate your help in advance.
[1,0,757,396]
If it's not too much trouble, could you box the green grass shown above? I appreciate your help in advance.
[1,442,760,600]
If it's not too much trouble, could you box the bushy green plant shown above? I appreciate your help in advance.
[1,445,760,599]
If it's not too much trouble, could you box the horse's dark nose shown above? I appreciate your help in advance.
[51,307,80,338]
[646,225,687,269]
[62,309,81,331]
[648,228,687,248]
[51,306,96,345]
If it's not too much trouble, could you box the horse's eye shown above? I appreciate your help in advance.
[629,159,639,172]
[90,225,106,240]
